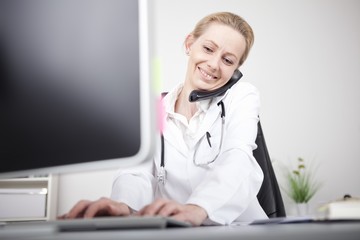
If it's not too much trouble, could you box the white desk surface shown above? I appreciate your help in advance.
[1,221,360,240]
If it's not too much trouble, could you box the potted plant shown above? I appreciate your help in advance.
[283,157,321,216]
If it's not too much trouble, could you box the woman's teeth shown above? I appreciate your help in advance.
[200,68,214,80]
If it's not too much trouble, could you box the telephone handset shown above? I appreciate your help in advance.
[189,69,243,102]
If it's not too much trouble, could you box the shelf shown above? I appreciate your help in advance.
[0,174,58,222]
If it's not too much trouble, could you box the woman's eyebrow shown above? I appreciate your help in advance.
[204,40,219,48]
[204,40,238,61]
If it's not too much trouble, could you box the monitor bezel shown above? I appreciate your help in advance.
[0,0,156,178]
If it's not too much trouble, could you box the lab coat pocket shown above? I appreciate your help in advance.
[193,125,222,166]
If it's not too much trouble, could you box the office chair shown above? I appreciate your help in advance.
[253,121,286,218]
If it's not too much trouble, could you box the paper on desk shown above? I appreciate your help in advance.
[249,216,314,225]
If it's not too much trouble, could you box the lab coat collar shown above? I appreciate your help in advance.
[162,83,228,149]
[161,84,188,155]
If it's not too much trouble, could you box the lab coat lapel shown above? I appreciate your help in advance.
[162,104,221,155]
[162,120,188,157]
[191,99,222,146]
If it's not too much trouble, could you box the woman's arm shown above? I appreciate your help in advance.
[186,82,264,225]
[110,155,156,211]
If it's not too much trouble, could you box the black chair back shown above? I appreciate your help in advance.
[253,121,286,218]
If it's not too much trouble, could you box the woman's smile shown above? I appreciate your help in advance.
[198,67,218,81]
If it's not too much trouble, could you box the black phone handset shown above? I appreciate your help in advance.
[189,69,243,102]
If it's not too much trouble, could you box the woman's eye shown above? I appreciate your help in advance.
[203,46,213,53]
[223,58,234,65]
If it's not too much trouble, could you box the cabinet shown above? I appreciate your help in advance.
[0,174,58,221]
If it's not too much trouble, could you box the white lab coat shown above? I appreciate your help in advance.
[111,81,268,225]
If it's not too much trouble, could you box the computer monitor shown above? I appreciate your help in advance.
[0,0,156,178]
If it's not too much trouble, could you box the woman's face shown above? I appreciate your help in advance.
[185,23,246,92]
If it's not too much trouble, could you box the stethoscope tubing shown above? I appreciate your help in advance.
[158,101,225,184]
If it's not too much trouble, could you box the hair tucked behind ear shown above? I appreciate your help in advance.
[190,12,254,67]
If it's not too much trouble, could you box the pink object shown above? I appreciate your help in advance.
[157,96,165,133]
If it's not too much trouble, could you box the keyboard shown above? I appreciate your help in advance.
[1,216,191,234]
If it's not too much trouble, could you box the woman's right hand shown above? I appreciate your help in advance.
[58,197,131,219]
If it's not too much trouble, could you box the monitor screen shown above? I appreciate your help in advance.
[0,0,156,178]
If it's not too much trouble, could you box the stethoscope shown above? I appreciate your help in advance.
[156,69,243,185]
[157,100,226,185]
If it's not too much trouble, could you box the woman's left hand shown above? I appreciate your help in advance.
[137,199,207,226]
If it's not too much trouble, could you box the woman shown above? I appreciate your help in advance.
[61,12,267,226]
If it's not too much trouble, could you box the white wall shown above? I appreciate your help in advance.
[58,0,360,216]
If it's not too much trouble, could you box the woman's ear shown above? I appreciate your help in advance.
[185,34,195,53]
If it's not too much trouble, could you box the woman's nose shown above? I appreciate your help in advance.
[207,55,221,71]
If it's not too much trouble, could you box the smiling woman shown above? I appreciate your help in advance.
[183,23,245,93]
[62,12,265,226]
[189,12,254,67]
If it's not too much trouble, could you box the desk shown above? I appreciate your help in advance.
[1,222,359,240]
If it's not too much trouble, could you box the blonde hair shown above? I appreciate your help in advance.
[190,12,254,66]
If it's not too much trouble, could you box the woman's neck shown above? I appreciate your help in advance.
[175,87,198,122]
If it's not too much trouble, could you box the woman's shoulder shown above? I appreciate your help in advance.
[228,81,260,99]
[220,81,260,118]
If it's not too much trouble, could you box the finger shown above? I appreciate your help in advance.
[138,199,169,216]
[66,200,92,219]
[83,197,112,218]
[57,214,67,220]
[157,202,182,217]
[171,204,207,226]
[171,213,194,226]
[83,202,104,218]
[83,198,131,218]
[102,200,131,217]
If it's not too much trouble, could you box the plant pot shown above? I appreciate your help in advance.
[296,203,309,216]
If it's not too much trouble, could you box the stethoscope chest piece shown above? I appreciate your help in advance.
[157,166,166,185]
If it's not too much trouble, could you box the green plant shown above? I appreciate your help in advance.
[284,157,321,203]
